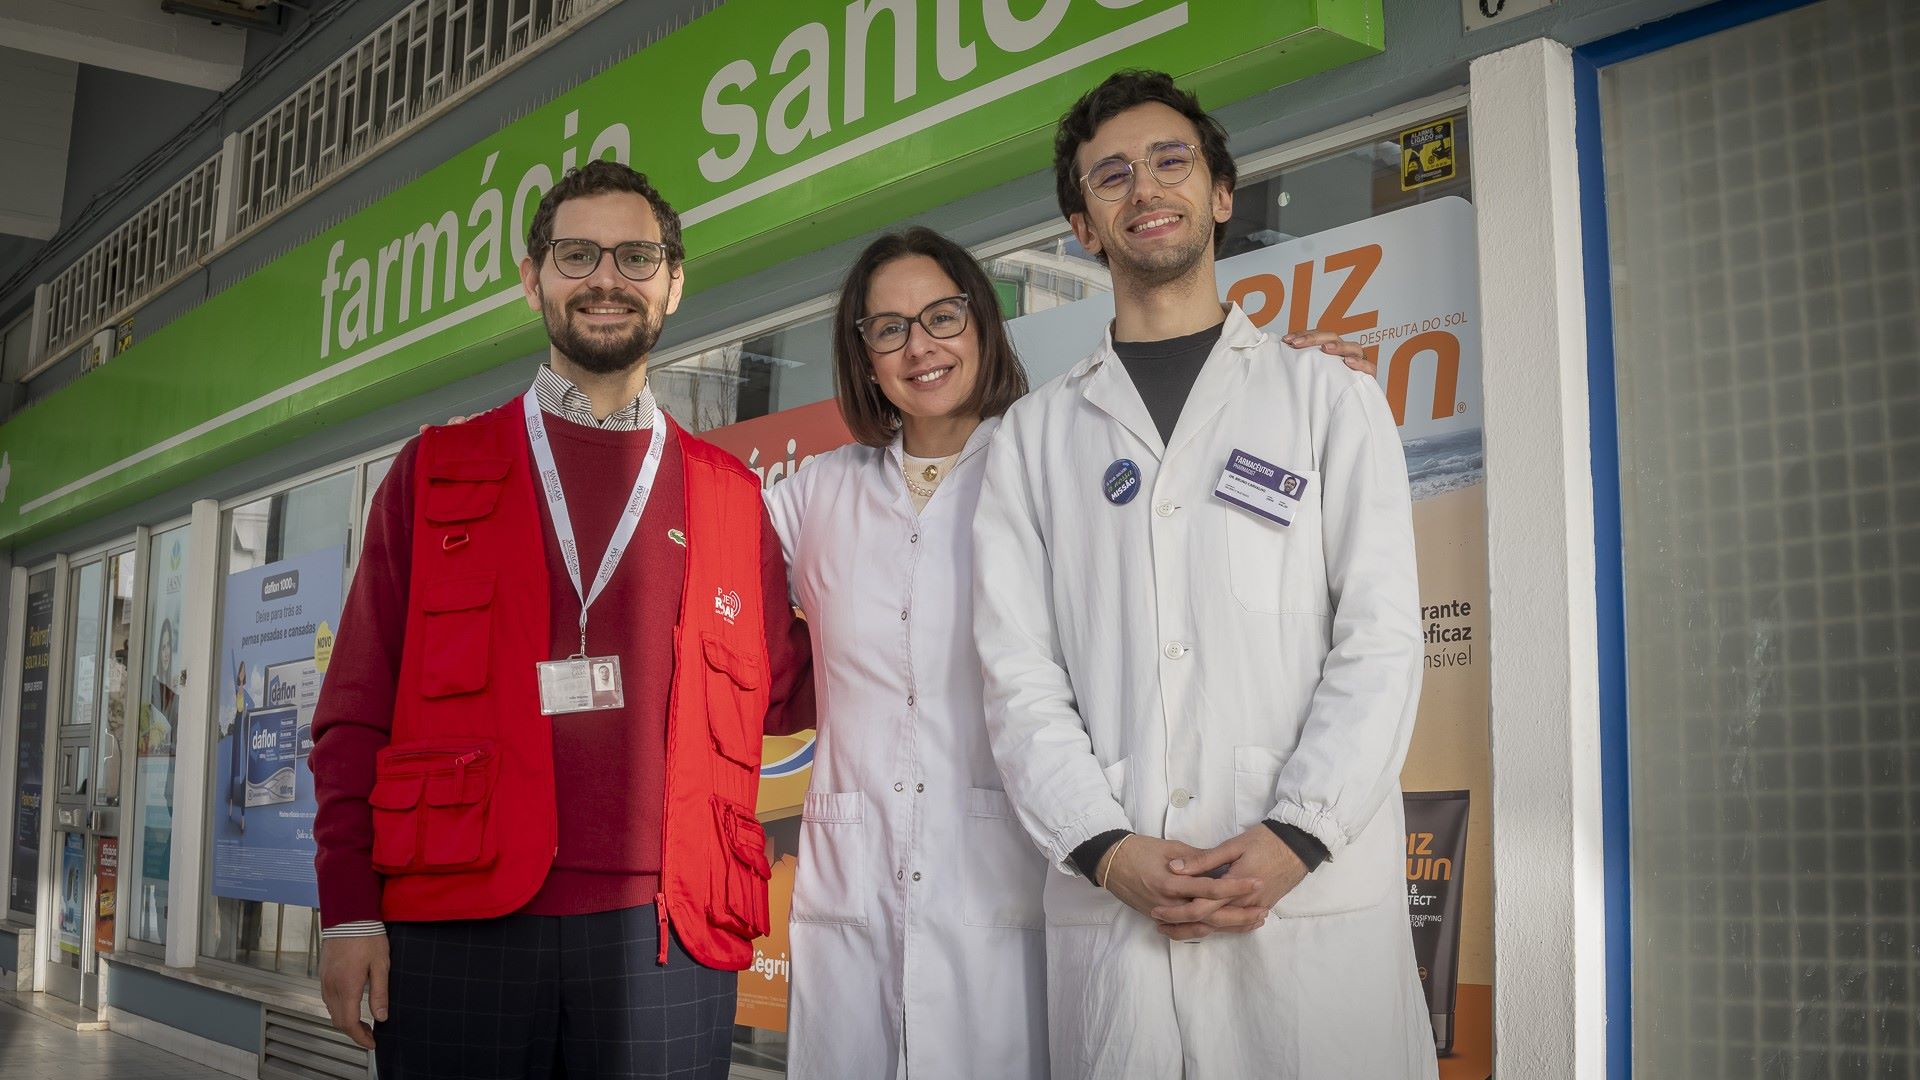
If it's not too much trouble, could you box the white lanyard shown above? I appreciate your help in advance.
[521,389,667,657]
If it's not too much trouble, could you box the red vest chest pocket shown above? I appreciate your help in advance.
[368,741,499,875]
[702,633,764,769]
[420,574,494,698]
[424,457,509,524]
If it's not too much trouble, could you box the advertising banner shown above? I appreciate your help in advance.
[209,547,344,907]
[9,570,54,914]
[735,854,797,1031]
[0,1,1383,547]
[95,836,118,954]
[709,198,1493,1067]
[57,831,84,956]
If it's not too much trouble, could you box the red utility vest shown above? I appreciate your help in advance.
[367,402,775,970]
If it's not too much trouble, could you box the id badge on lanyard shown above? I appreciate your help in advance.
[522,389,666,715]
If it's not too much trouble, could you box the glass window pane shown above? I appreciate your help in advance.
[1604,3,1919,1076]
[129,524,191,945]
[359,454,397,547]
[1224,121,1469,261]
[66,561,104,735]
[95,552,135,806]
[654,313,835,433]
[205,471,353,976]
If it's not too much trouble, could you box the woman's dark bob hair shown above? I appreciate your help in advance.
[831,227,1029,447]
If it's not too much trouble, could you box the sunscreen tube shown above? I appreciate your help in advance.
[1405,790,1470,1056]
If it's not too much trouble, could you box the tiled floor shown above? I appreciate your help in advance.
[0,1002,230,1080]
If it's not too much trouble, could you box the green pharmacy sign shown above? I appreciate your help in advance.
[0,0,1381,545]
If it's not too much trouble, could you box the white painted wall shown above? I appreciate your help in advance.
[1469,36,1609,1080]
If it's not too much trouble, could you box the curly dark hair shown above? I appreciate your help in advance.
[1052,70,1235,259]
[526,159,685,270]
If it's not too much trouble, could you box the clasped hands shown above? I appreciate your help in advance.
[1097,825,1309,941]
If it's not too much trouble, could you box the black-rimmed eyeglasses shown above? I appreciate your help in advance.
[543,238,670,281]
[1079,141,1199,202]
[854,294,971,353]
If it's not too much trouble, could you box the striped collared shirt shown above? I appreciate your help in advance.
[532,363,658,430]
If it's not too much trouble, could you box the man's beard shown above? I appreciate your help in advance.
[1105,211,1211,288]
[541,286,663,374]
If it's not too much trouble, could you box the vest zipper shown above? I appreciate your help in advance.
[655,892,670,965]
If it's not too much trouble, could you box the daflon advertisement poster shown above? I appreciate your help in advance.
[707,196,1493,1067]
[210,546,343,908]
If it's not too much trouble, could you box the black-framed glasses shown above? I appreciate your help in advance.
[543,238,669,281]
[1079,141,1199,202]
[854,294,971,353]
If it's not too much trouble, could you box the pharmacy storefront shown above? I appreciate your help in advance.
[11,0,1883,1077]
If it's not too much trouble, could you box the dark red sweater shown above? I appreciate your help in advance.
[311,415,812,927]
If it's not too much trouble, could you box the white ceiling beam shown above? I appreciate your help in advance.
[0,48,77,241]
[0,0,246,91]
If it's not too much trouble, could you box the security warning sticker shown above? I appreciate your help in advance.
[1401,118,1456,191]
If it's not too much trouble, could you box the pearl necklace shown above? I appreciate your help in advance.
[902,451,959,500]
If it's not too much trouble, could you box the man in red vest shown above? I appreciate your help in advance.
[309,159,813,1079]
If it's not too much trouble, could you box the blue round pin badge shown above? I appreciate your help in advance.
[1103,458,1142,505]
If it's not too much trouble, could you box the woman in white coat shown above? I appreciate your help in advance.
[766,227,1047,1080]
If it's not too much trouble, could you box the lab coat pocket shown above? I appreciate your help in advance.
[1232,745,1394,918]
[791,791,869,927]
[962,788,1045,930]
[1223,469,1327,616]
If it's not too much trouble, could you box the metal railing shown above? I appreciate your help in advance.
[38,154,225,365]
[25,0,615,381]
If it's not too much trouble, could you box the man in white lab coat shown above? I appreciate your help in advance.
[972,70,1439,1079]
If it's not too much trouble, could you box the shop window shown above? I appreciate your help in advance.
[359,454,397,548]
[654,313,835,434]
[96,552,135,806]
[202,469,353,976]
[127,523,191,948]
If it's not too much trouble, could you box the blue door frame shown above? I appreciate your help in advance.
[1572,2,1825,1078]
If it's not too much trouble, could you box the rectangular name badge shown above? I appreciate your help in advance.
[537,656,625,715]
[1213,448,1309,527]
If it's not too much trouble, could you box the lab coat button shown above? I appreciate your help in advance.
[907,694,915,707]
[894,782,905,792]
[912,871,922,882]
[1164,641,1187,659]
[900,609,909,620]
[1170,788,1194,808]
[1154,500,1174,517]
[915,783,925,793]
[910,533,919,543]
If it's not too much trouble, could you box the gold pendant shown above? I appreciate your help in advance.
[921,464,940,483]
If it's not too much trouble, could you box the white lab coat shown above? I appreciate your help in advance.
[972,306,1438,1080]
[768,416,1049,1080]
